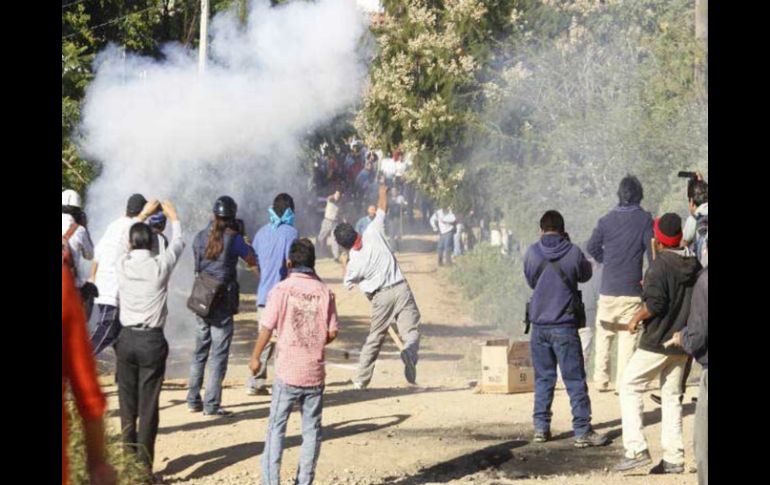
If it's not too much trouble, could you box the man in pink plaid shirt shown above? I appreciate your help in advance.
[249,238,338,485]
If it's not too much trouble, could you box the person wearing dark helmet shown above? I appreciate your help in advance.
[187,196,257,417]
[334,184,421,389]
[613,213,700,474]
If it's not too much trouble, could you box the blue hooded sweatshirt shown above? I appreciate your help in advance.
[524,234,593,327]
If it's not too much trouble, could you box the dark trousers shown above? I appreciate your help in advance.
[116,327,168,471]
[90,304,122,356]
[530,325,592,437]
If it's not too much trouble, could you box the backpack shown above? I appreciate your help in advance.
[693,213,708,267]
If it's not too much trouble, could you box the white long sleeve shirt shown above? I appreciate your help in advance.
[344,209,405,294]
[93,216,140,307]
[117,221,185,328]
[62,214,94,288]
[430,209,456,235]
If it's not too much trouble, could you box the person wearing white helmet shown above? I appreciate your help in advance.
[62,189,97,319]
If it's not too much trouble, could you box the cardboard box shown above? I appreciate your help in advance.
[479,339,535,394]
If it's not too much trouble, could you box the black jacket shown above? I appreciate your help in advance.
[639,249,701,355]
[682,268,708,368]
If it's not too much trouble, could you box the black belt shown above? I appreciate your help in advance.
[366,280,406,300]
[125,325,163,332]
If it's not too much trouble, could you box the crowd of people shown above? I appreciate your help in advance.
[61,173,421,484]
[61,166,707,485]
[307,139,525,270]
[522,173,708,484]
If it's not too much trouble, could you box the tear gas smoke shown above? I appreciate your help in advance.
[77,0,370,366]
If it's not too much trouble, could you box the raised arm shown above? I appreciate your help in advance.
[159,201,186,278]
[377,184,388,213]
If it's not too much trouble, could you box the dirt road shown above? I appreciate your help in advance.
[100,234,699,484]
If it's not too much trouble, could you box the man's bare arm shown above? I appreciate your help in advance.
[377,184,388,213]
[89,261,99,282]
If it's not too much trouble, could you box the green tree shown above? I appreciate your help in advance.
[356,0,517,209]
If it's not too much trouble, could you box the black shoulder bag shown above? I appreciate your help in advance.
[187,249,226,318]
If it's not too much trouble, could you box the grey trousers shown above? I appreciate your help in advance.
[695,368,708,485]
[317,219,340,260]
[355,282,421,386]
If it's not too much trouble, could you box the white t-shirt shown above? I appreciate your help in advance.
[344,208,405,294]
[94,216,139,307]
[324,199,341,221]
[62,214,94,288]
[380,158,397,180]
[394,160,409,178]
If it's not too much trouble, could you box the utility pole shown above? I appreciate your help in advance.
[198,0,209,74]
[695,0,708,95]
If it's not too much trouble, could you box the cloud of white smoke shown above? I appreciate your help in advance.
[77,0,370,362]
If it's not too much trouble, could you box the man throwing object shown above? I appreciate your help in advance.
[334,184,421,389]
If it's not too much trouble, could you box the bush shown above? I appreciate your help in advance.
[450,243,530,337]
[65,400,149,485]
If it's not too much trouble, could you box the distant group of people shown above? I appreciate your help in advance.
[310,139,440,258]
[62,166,707,485]
[522,174,707,483]
[62,180,421,484]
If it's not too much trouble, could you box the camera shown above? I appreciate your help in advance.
[677,171,698,180]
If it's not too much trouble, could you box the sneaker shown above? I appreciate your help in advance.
[203,408,233,417]
[689,465,697,474]
[596,382,611,393]
[352,380,367,390]
[533,430,551,443]
[247,386,270,396]
[613,450,652,472]
[574,430,609,448]
[691,397,698,404]
[649,460,684,474]
[187,405,202,413]
[401,350,417,384]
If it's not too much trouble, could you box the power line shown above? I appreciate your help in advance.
[62,5,159,40]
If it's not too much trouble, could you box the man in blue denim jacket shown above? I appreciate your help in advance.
[523,210,609,448]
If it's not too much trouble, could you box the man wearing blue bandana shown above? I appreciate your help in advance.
[247,193,299,395]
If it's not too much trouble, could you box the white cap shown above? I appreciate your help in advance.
[62,189,82,208]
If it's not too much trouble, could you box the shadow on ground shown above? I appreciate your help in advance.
[161,414,410,480]
[384,401,697,483]
[157,385,462,436]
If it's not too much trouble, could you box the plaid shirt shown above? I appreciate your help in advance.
[261,271,339,387]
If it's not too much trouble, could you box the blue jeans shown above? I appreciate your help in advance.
[262,378,324,485]
[90,304,122,356]
[186,314,234,413]
[437,231,454,264]
[530,325,592,437]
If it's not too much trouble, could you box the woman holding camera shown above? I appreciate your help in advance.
[187,196,257,417]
